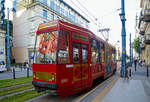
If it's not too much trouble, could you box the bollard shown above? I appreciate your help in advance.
[124,69,128,78]
[27,67,29,78]
[129,68,131,77]
[13,67,16,80]
[21,66,22,71]
[147,66,149,77]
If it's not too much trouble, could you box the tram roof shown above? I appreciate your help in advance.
[37,20,115,49]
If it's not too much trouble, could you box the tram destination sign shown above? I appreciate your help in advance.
[38,20,58,30]
[72,33,88,41]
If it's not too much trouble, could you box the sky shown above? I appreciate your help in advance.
[65,0,141,55]
[5,0,141,55]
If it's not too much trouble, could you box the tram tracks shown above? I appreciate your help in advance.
[0,82,34,99]
[0,82,31,91]
[26,75,117,102]
[0,74,117,102]
[0,88,34,99]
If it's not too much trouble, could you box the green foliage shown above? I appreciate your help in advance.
[0,84,33,96]
[0,90,44,102]
[0,76,47,102]
[126,55,130,59]
[0,76,33,89]
[133,37,141,54]
[1,19,13,36]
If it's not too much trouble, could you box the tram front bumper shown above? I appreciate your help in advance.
[32,81,58,90]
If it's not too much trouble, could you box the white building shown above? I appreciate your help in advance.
[0,28,6,63]
[113,42,121,61]
[13,0,89,63]
[138,0,150,67]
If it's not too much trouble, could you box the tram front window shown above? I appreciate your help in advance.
[35,31,59,64]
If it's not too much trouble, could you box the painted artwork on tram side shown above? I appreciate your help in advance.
[37,31,58,64]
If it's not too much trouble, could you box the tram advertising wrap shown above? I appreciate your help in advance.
[32,20,117,98]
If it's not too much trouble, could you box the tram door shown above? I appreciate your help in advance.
[73,43,89,89]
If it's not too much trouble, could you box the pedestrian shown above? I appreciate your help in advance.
[24,60,29,69]
[139,59,141,67]
[134,59,137,71]
[143,60,146,67]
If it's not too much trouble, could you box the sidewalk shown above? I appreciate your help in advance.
[0,67,33,80]
[101,64,150,102]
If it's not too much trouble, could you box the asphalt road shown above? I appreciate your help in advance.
[0,68,33,80]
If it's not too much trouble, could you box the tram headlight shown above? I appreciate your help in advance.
[49,73,56,82]
[33,72,39,79]
[33,72,36,79]
[52,74,55,81]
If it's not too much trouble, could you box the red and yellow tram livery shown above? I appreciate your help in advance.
[32,20,117,97]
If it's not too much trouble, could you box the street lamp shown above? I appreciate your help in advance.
[120,0,127,77]
[6,6,16,70]
[130,33,132,66]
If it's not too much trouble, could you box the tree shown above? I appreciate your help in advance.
[4,19,13,36]
[126,55,130,60]
[133,37,141,54]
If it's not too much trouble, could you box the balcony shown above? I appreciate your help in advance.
[140,43,145,50]
[144,34,150,44]
[141,9,150,22]
[139,28,145,35]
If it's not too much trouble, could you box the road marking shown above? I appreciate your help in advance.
[76,76,118,102]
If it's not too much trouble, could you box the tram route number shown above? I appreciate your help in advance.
[66,64,73,68]
[61,78,68,84]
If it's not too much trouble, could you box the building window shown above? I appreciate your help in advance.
[43,10,47,18]
[56,4,60,13]
[51,13,54,20]
[57,16,59,19]
[50,0,55,10]
[43,0,47,5]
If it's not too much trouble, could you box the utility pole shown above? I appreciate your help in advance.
[132,42,133,64]
[120,0,127,77]
[130,33,132,66]
[7,8,11,70]
[99,28,110,42]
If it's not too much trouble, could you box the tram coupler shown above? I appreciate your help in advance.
[35,86,46,93]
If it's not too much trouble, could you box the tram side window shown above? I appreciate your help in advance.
[73,44,80,64]
[101,43,105,63]
[112,49,116,61]
[91,39,99,64]
[57,31,70,64]
[98,42,101,62]
[82,45,88,63]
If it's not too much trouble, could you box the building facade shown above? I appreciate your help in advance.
[0,28,6,63]
[139,0,150,66]
[113,42,121,61]
[13,0,89,63]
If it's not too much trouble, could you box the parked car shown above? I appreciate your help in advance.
[0,61,6,72]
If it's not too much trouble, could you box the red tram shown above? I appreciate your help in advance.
[32,20,117,97]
